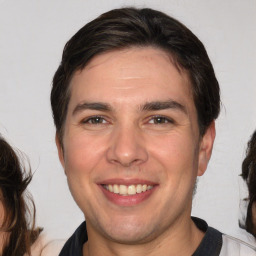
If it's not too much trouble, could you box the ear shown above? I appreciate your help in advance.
[197,121,216,176]
[55,133,65,169]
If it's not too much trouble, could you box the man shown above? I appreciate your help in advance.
[51,7,256,256]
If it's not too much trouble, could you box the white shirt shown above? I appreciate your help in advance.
[220,234,256,256]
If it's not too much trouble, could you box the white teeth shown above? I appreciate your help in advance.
[136,184,142,193]
[108,184,113,192]
[142,184,147,192]
[113,184,119,194]
[104,184,153,196]
[119,185,127,195]
[127,185,136,195]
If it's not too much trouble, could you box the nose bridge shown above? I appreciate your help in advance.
[107,121,148,166]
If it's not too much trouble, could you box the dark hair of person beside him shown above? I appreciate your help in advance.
[0,136,41,256]
[51,7,220,144]
[241,130,256,238]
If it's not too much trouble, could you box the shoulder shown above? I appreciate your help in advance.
[40,239,66,256]
[30,232,66,256]
[232,228,256,248]
[220,234,256,256]
[192,217,256,256]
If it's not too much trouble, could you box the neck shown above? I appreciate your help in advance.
[83,216,204,256]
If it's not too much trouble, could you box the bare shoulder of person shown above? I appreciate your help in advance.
[30,232,66,256]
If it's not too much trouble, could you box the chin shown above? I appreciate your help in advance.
[102,221,156,245]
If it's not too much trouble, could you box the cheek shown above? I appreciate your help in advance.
[149,133,198,168]
[63,136,97,210]
[0,201,5,226]
[148,133,199,191]
[63,132,108,181]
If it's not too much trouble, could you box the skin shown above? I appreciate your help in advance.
[0,194,9,254]
[57,47,215,256]
[252,202,256,235]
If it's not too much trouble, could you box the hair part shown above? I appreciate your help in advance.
[0,136,41,256]
[51,7,220,144]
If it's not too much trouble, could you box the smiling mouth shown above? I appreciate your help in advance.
[103,184,154,196]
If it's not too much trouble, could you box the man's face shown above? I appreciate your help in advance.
[57,47,215,244]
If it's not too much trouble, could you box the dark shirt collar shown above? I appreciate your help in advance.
[59,217,223,256]
[59,221,87,256]
[192,217,222,256]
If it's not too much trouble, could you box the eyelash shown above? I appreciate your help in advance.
[82,115,174,126]
[148,115,174,125]
[82,116,108,125]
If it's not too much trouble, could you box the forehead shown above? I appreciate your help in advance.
[86,47,177,75]
[69,47,193,108]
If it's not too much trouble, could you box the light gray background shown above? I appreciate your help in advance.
[0,0,255,240]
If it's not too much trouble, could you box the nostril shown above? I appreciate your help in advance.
[106,131,148,166]
[110,157,146,167]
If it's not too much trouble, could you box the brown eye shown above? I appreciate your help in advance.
[149,116,173,124]
[83,116,107,124]
[154,117,167,124]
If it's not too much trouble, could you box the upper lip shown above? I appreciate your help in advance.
[98,178,157,186]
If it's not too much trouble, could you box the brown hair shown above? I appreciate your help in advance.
[0,136,41,256]
[51,7,220,144]
[241,130,256,237]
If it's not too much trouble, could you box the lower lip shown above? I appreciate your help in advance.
[99,185,157,206]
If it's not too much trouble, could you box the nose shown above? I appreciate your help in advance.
[106,124,148,167]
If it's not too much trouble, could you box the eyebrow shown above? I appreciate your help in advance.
[72,99,187,116]
[72,102,112,116]
[141,100,187,114]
